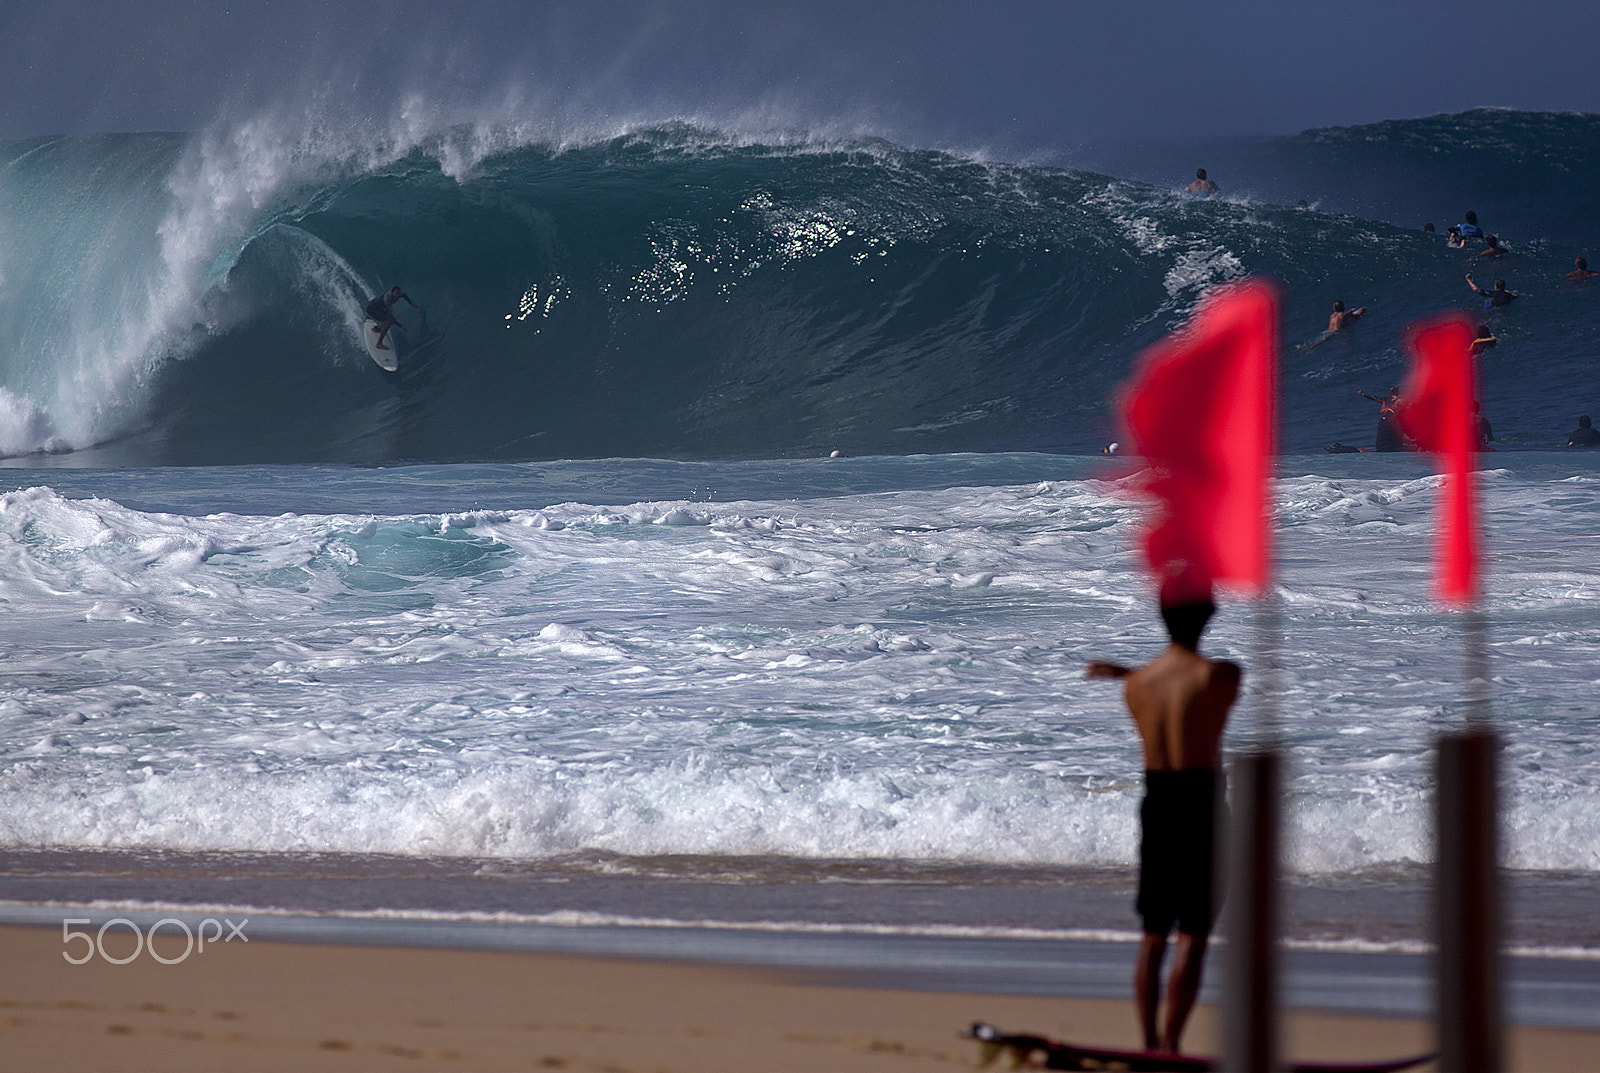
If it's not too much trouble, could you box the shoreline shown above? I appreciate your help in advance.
[3,922,1595,1072]
[3,902,1597,1032]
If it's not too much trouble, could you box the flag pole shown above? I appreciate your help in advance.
[1398,316,1501,1073]
[1436,593,1500,1073]
[1224,591,1282,1073]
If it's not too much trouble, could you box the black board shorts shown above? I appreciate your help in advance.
[1136,768,1224,937]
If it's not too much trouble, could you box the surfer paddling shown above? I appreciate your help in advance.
[1326,300,1366,333]
[1087,590,1238,1053]
[366,285,417,351]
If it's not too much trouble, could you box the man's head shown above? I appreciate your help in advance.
[1332,300,1345,312]
[1196,168,1207,180]
[389,285,403,297]
[1465,210,1478,225]
[1494,279,1507,291]
[1388,385,1401,398]
[1578,257,1589,271]
[1161,599,1216,651]
[1581,416,1594,429]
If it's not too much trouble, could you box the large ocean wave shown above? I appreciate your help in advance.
[3,111,1599,465]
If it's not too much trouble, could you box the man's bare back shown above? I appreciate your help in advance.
[1124,647,1235,769]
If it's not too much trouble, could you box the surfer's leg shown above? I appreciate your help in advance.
[1160,930,1209,1052]
[1134,931,1166,1050]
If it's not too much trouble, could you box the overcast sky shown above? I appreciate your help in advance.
[7,2,1600,153]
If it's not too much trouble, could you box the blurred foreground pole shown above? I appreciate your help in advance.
[1436,610,1500,1073]
[1224,749,1280,1073]
[1224,597,1281,1073]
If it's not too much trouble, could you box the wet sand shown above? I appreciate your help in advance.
[2,923,1594,1072]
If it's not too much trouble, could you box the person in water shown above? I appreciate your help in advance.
[365,285,418,351]
[1466,274,1517,308]
[1473,401,1494,449]
[1446,226,1466,249]
[1358,385,1407,452]
[1185,168,1220,196]
[1478,235,1508,259]
[1458,211,1485,239]
[1568,257,1597,281]
[1469,323,1497,355]
[1087,590,1238,1054]
[1327,300,1366,333]
[1568,415,1600,447]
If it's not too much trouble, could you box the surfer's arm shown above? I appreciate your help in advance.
[1086,661,1131,679]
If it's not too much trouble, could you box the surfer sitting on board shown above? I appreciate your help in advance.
[1326,300,1366,333]
[1568,415,1600,447]
[1358,386,1408,452]
[1087,589,1238,1054]
[366,286,417,351]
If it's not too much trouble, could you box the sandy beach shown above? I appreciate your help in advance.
[1,923,1593,1072]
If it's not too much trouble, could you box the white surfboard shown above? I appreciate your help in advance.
[363,318,399,372]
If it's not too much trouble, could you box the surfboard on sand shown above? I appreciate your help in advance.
[964,1022,1435,1073]
[363,318,399,372]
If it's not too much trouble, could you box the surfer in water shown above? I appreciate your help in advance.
[1457,211,1484,240]
[1326,300,1366,333]
[1185,168,1220,196]
[1469,323,1497,356]
[1087,589,1238,1054]
[366,286,418,351]
[1358,385,1408,452]
[1567,257,1597,281]
[1568,415,1600,447]
[1466,274,1517,309]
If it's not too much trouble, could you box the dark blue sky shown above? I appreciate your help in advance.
[6,1,1600,152]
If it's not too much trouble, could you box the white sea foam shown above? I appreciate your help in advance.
[1,467,1597,875]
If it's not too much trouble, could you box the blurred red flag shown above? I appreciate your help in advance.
[1398,315,1481,606]
[1118,279,1278,603]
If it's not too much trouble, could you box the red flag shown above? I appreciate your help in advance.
[1398,315,1480,606]
[1118,279,1277,603]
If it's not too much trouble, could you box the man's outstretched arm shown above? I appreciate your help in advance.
[1086,661,1131,679]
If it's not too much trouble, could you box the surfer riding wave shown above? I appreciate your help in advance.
[366,286,417,351]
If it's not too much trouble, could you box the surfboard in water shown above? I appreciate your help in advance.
[363,318,399,372]
[965,1022,1435,1073]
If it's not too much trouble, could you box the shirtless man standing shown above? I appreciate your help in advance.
[1088,594,1239,1053]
